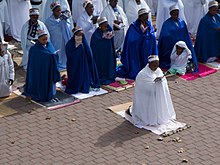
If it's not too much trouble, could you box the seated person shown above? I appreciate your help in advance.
[167,41,192,75]
[158,4,198,71]
[126,55,176,126]
[65,26,100,94]
[0,42,14,98]
[24,30,61,102]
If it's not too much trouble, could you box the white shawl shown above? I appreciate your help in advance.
[131,64,176,126]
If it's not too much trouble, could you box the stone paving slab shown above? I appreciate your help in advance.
[0,70,220,164]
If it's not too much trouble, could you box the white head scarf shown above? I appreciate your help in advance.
[171,41,191,55]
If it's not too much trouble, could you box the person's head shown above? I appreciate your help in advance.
[176,45,185,55]
[109,0,118,8]
[97,17,108,32]
[84,0,94,16]
[148,55,159,71]
[29,8,39,23]
[169,5,179,21]
[50,2,61,18]
[135,0,141,5]
[208,1,219,16]
[73,26,84,36]
[175,41,187,55]
[37,30,48,45]
[138,8,150,22]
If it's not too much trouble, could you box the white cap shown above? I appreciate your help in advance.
[37,30,48,38]
[29,8,40,16]
[138,8,150,16]
[169,4,179,12]
[97,17,108,25]
[208,1,218,8]
[148,55,159,62]
[83,0,92,8]
[73,26,83,35]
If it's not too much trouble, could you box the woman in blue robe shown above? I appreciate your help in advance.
[90,17,116,85]
[65,27,100,94]
[116,8,158,80]
[194,1,220,62]
[45,2,72,70]
[24,31,61,102]
[158,5,198,71]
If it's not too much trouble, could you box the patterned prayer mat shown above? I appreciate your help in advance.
[107,103,188,135]
[13,89,80,110]
[102,79,135,92]
[37,90,80,110]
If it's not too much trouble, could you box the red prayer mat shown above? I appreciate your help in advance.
[103,79,135,92]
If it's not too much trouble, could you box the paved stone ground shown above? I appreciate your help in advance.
[1,41,220,164]
[1,62,220,165]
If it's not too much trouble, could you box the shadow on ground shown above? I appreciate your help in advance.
[95,121,150,148]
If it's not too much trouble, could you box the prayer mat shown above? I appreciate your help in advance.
[107,103,187,135]
[71,88,108,100]
[56,82,108,100]
[103,79,135,92]
[0,93,18,102]
[37,90,80,110]
[206,61,220,69]
[179,63,217,81]
[0,104,17,117]
[13,89,80,110]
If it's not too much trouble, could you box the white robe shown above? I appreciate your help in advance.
[131,64,176,126]
[0,0,10,41]
[31,0,47,21]
[156,0,187,38]
[42,0,70,23]
[182,0,209,36]
[77,11,97,44]
[100,4,128,49]
[0,51,15,97]
[125,0,152,25]
[144,0,158,16]
[21,20,49,70]
[72,0,104,22]
[7,0,31,41]
[170,41,192,74]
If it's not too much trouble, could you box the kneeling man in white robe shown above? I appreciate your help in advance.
[0,43,14,98]
[126,55,176,127]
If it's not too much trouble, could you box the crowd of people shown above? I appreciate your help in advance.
[0,0,220,126]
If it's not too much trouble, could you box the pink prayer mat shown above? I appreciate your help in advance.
[179,63,217,81]
[103,79,135,92]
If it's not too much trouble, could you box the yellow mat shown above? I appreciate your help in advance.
[0,104,17,117]
[0,93,18,102]
[107,102,132,113]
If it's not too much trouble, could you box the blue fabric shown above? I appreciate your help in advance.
[65,36,100,94]
[158,18,198,71]
[194,13,220,62]
[24,41,61,102]
[90,25,116,85]
[116,19,158,80]
[45,15,72,70]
